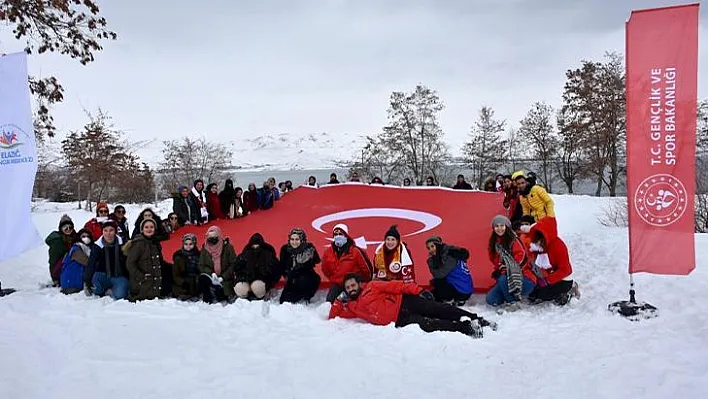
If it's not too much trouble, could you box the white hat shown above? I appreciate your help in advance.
[333,223,349,235]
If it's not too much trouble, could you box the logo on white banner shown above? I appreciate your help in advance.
[0,124,33,166]
[311,208,442,247]
[633,173,688,227]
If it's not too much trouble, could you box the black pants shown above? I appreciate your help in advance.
[326,285,344,303]
[430,278,471,303]
[396,294,478,333]
[280,271,321,304]
[530,280,573,302]
[198,274,227,303]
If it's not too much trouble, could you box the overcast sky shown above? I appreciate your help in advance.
[1,0,707,154]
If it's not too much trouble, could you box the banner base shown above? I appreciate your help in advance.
[608,282,658,321]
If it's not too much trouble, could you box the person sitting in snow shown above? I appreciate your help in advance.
[514,215,536,249]
[279,228,322,304]
[86,220,129,300]
[60,228,94,295]
[131,208,169,242]
[125,219,172,301]
[198,226,238,303]
[425,236,473,306]
[523,217,580,305]
[486,215,539,307]
[83,202,110,241]
[321,223,373,303]
[172,233,201,300]
[329,273,495,338]
[513,170,555,222]
[234,233,281,300]
[373,225,415,283]
[46,214,77,286]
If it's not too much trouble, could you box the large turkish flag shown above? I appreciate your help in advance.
[162,184,505,291]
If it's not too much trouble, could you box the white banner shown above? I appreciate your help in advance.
[0,52,41,263]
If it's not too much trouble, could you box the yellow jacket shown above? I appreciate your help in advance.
[519,185,555,221]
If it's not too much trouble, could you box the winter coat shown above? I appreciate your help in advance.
[428,244,473,294]
[279,243,320,279]
[109,214,131,242]
[234,242,280,288]
[86,237,128,283]
[452,182,473,190]
[46,231,73,282]
[83,218,105,241]
[60,244,91,292]
[321,241,373,285]
[328,281,423,326]
[218,182,237,217]
[488,236,537,284]
[206,192,226,220]
[528,217,572,285]
[173,194,202,226]
[257,187,279,210]
[173,248,201,297]
[519,184,555,221]
[125,234,166,301]
[199,240,238,297]
[243,190,259,214]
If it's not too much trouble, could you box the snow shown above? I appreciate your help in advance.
[1,196,707,398]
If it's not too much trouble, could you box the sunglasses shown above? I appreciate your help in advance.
[170,216,178,221]
[62,225,74,232]
[98,209,108,215]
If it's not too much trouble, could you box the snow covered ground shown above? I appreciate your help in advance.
[1,196,706,399]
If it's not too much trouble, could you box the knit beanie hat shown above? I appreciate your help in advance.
[140,218,156,232]
[96,202,109,215]
[425,235,443,246]
[182,233,197,246]
[58,214,74,230]
[384,225,401,241]
[492,215,512,229]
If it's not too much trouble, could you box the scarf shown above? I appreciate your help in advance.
[495,241,523,300]
[204,240,223,275]
[286,243,315,275]
[374,242,413,282]
[103,240,121,278]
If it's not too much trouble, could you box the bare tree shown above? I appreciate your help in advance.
[695,100,708,232]
[561,52,626,196]
[555,108,587,194]
[518,102,558,192]
[160,137,234,193]
[352,85,451,185]
[0,0,117,140]
[463,106,507,188]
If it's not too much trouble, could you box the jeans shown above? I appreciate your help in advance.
[485,275,536,306]
[92,272,129,300]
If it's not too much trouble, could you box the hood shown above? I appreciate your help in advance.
[529,217,559,242]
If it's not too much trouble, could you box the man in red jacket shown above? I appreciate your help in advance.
[329,273,496,338]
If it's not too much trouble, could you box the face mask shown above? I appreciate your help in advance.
[207,237,219,245]
[81,237,92,245]
[333,235,347,247]
[96,217,108,223]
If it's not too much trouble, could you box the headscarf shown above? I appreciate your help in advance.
[204,226,223,275]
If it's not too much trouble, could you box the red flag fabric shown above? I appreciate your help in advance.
[626,4,699,275]
[162,184,505,291]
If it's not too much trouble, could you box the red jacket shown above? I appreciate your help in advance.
[321,241,373,285]
[488,236,537,284]
[529,217,572,285]
[206,193,225,220]
[84,218,103,241]
[328,281,423,325]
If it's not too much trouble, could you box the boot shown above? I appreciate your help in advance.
[459,319,483,339]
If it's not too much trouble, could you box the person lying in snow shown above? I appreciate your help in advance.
[329,273,496,338]
[522,217,580,305]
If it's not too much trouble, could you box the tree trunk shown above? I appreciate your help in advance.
[595,175,603,197]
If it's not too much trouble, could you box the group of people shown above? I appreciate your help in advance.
[42,168,578,339]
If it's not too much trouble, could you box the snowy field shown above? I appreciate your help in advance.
[1,195,706,399]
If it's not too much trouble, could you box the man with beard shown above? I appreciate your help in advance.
[329,273,496,338]
[513,170,555,222]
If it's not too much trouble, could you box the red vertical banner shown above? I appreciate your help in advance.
[626,4,699,275]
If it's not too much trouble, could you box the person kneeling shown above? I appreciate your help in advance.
[425,236,473,306]
[329,274,495,338]
[198,227,237,303]
[234,233,280,300]
[86,221,129,300]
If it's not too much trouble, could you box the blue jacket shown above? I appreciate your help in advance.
[60,244,91,290]
[447,259,473,295]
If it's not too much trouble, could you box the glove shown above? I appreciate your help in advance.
[337,290,349,303]
[84,283,93,297]
[491,269,502,280]
[419,290,435,301]
[210,273,223,286]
